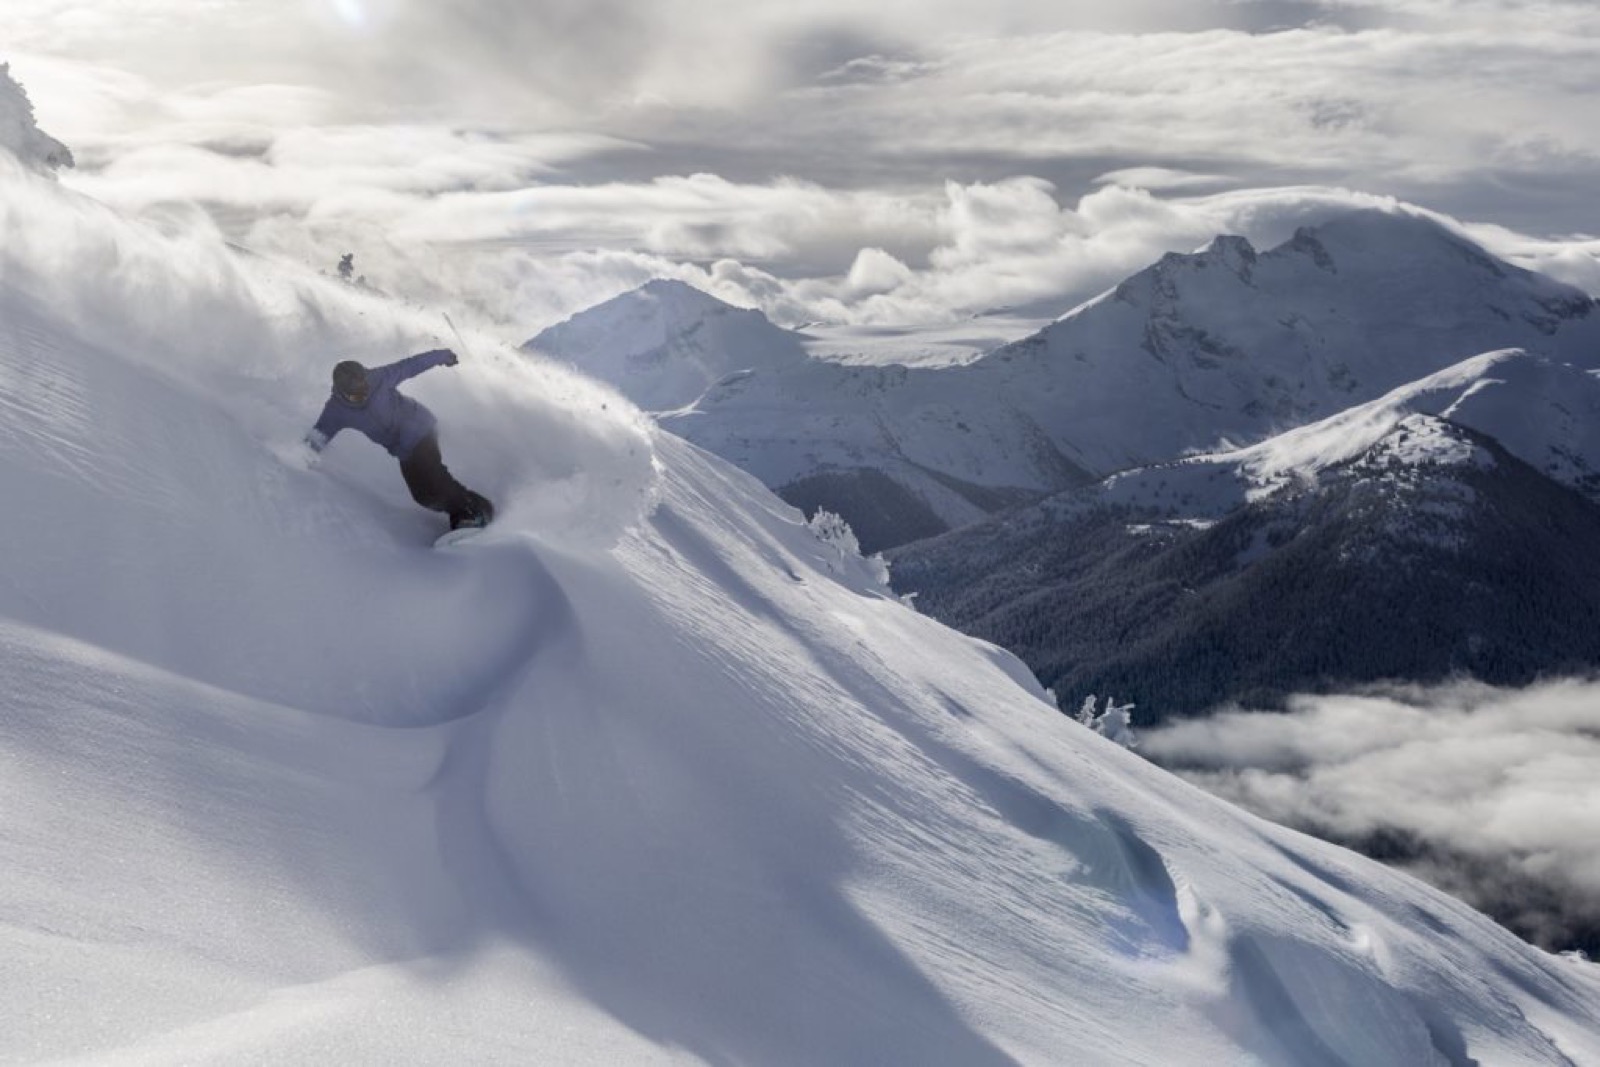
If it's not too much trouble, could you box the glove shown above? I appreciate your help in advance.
[275,437,320,470]
[437,347,459,367]
[300,431,327,468]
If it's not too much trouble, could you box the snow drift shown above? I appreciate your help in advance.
[3,121,1600,1065]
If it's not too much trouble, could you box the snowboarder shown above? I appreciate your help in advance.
[305,349,494,530]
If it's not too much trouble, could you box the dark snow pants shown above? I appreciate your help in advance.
[399,433,492,527]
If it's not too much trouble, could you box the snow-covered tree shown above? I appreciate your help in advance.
[808,508,892,589]
[1075,695,1139,749]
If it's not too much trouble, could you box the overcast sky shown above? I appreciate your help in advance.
[7,0,1600,334]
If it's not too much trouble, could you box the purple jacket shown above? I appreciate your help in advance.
[307,350,455,460]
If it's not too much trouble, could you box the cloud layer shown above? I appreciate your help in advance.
[3,1,1599,337]
[1142,680,1600,953]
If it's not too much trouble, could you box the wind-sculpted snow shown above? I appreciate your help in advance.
[4,140,1600,1065]
[474,436,1600,1065]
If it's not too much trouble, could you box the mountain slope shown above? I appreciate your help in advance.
[534,211,1600,550]
[5,138,1600,1065]
[891,351,1600,718]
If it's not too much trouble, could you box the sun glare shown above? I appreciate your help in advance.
[329,0,367,30]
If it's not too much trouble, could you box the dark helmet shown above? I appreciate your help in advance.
[333,360,369,403]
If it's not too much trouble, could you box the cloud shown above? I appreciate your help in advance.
[1142,680,1600,952]
[6,2,1600,340]
[16,4,1600,180]
[299,178,1400,335]
[1454,220,1600,297]
[58,127,1504,339]
[1095,167,1232,192]
[71,124,634,213]
[14,56,1590,340]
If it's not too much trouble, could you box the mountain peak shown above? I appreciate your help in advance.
[1202,234,1258,279]
[528,279,807,411]
[1144,233,1259,285]
[635,276,740,312]
[555,278,745,331]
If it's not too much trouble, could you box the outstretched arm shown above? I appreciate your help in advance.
[305,400,341,454]
[380,348,458,385]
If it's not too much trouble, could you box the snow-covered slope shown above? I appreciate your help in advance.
[535,211,1600,550]
[6,141,1600,1066]
[891,350,1600,719]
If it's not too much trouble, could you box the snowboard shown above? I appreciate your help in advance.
[434,523,489,549]
[435,494,496,549]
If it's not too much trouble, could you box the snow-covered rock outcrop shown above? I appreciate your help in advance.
[0,64,73,174]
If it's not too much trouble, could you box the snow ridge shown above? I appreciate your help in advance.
[1074,349,1600,521]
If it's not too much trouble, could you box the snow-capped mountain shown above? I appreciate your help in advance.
[527,278,810,411]
[531,283,1094,548]
[534,211,1600,551]
[983,211,1600,476]
[890,350,1600,719]
[7,89,1600,1065]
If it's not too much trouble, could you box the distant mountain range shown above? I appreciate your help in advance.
[889,350,1600,716]
[529,209,1600,553]
[530,209,1600,714]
